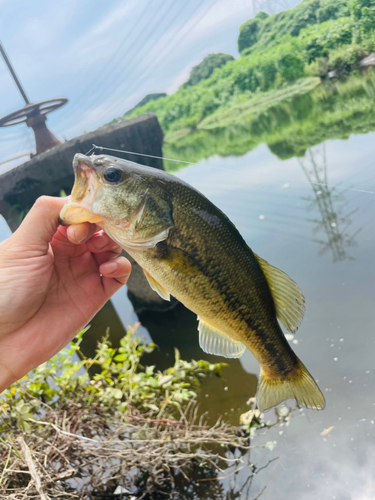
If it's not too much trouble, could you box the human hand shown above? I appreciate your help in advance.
[0,196,131,392]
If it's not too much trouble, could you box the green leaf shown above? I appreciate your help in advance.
[112,389,123,399]
[114,354,127,362]
[146,365,155,375]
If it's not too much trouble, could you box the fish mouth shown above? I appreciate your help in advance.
[59,201,103,225]
[59,154,103,226]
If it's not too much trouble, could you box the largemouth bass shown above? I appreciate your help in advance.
[60,153,325,412]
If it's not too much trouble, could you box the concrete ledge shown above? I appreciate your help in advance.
[0,113,163,227]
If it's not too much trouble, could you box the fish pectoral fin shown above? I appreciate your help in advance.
[159,245,200,276]
[254,254,305,334]
[198,318,245,358]
[143,269,171,301]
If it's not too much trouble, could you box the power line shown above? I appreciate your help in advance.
[121,0,222,103]
[57,0,176,125]
[90,0,221,128]
[59,0,209,134]
[57,0,155,122]
[0,152,31,167]
[85,0,193,124]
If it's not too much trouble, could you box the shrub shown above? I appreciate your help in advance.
[328,44,368,73]
[123,93,167,117]
[238,17,263,53]
[277,53,305,80]
[0,327,270,498]
[182,53,235,88]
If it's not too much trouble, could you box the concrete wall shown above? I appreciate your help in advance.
[0,113,163,229]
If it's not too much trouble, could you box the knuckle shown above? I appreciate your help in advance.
[34,195,54,210]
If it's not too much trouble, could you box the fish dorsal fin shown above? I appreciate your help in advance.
[198,318,245,358]
[143,269,170,301]
[254,254,305,334]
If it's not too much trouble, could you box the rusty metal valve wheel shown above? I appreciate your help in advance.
[0,98,68,127]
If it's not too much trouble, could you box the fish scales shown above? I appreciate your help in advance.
[132,180,296,375]
[59,153,325,412]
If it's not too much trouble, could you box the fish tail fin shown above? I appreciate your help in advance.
[257,358,325,412]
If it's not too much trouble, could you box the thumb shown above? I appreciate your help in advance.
[10,196,67,252]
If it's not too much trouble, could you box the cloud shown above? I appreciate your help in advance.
[0,0,303,168]
[165,64,193,94]
[90,2,137,37]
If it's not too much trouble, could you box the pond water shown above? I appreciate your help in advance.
[84,73,375,499]
[80,75,375,499]
[2,72,374,499]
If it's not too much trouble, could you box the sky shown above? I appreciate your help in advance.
[0,0,300,171]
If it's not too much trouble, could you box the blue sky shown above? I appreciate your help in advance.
[0,0,299,171]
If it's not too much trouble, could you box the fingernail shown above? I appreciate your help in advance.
[74,226,88,243]
[91,234,109,250]
[102,261,118,274]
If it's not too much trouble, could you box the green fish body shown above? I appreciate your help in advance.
[60,153,325,412]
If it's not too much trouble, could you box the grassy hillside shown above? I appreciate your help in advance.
[163,70,375,170]
[238,0,351,54]
[115,0,375,141]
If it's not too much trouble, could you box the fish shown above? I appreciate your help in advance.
[59,153,325,412]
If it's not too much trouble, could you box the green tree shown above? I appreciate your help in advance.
[277,53,305,80]
[182,53,235,88]
[123,93,167,117]
[317,0,350,23]
[237,12,268,53]
[351,0,375,40]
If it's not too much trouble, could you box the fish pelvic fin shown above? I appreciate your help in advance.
[198,317,246,358]
[254,254,305,334]
[257,358,325,412]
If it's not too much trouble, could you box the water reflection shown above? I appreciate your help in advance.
[2,71,375,499]
[165,70,375,170]
[154,73,375,499]
[299,144,361,262]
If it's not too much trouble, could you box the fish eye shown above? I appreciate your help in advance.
[103,167,123,184]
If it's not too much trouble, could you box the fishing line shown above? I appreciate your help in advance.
[87,144,375,196]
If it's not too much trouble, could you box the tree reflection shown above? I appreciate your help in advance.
[299,144,361,262]
[164,71,375,172]
[142,449,274,500]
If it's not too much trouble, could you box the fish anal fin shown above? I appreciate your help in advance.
[143,269,170,301]
[198,317,245,358]
[254,254,305,334]
[257,358,325,412]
